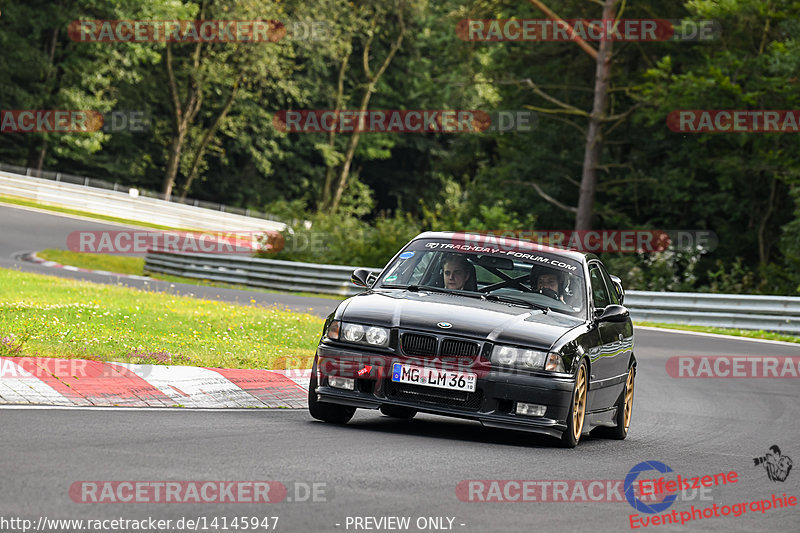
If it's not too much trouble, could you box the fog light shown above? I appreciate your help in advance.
[328,377,355,390]
[516,402,546,417]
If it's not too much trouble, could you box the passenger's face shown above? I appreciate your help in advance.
[537,273,559,293]
[443,261,468,290]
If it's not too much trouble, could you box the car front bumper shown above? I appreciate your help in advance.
[313,344,576,439]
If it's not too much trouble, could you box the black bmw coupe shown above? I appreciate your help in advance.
[308,232,635,447]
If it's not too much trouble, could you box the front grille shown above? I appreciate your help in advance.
[440,339,479,358]
[385,381,483,410]
[401,333,437,357]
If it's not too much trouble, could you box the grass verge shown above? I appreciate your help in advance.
[0,194,195,231]
[36,249,346,301]
[637,321,799,344]
[0,268,324,368]
[38,249,144,275]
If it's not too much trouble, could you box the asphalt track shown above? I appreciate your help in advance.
[1,203,799,532]
[0,203,340,318]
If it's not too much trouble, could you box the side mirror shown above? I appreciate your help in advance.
[351,268,376,288]
[595,304,630,323]
[610,274,624,304]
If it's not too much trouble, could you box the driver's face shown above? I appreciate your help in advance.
[537,273,559,293]
[443,262,469,290]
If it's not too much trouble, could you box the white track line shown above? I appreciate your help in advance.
[636,325,800,347]
[0,405,304,411]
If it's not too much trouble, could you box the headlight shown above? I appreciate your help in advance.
[492,345,548,369]
[491,345,566,371]
[365,326,389,346]
[342,323,365,342]
[339,322,390,347]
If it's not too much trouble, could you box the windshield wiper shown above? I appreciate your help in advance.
[483,294,549,313]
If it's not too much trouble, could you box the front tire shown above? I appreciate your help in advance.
[308,373,356,424]
[560,360,588,448]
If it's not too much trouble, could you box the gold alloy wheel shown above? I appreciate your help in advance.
[623,367,635,431]
[572,364,588,441]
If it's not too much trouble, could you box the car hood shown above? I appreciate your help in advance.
[337,290,583,349]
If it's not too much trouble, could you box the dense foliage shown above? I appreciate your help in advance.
[1,0,798,293]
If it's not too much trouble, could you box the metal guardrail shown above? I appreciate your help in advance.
[144,251,381,297]
[144,251,800,334]
[0,162,282,221]
[0,170,286,233]
[623,292,800,335]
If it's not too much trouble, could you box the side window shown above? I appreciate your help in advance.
[589,264,611,310]
[597,263,620,305]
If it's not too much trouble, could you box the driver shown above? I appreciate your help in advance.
[530,266,566,303]
[442,254,472,290]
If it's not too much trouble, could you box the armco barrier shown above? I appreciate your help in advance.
[623,291,800,335]
[143,251,800,334]
[144,251,381,297]
[0,170,285,233]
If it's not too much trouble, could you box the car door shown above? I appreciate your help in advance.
[587,261,630,409]
[598,261,633,372]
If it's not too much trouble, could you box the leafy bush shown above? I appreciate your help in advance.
[262,210,420,268]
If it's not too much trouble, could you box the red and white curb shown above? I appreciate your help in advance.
[0,357,311,408]
[19,251,151,280]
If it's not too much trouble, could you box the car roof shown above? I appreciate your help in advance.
[413,231,597,263]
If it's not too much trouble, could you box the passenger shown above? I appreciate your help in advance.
[531,266,566,303]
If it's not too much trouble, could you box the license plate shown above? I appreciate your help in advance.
[391,363,477,392]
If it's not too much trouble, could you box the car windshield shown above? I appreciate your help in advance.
[378,238,586,317]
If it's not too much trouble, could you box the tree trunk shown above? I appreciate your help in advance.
[757,176,777,266]
[329,89,372,212]
[163,131,186,200]
[33,141,47,175]
[575,0,618,230]
[326,8,405,213]
[161,5,205,200]
[319,46,352,212]
[178,76,241,201]
[30,26,60,173]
